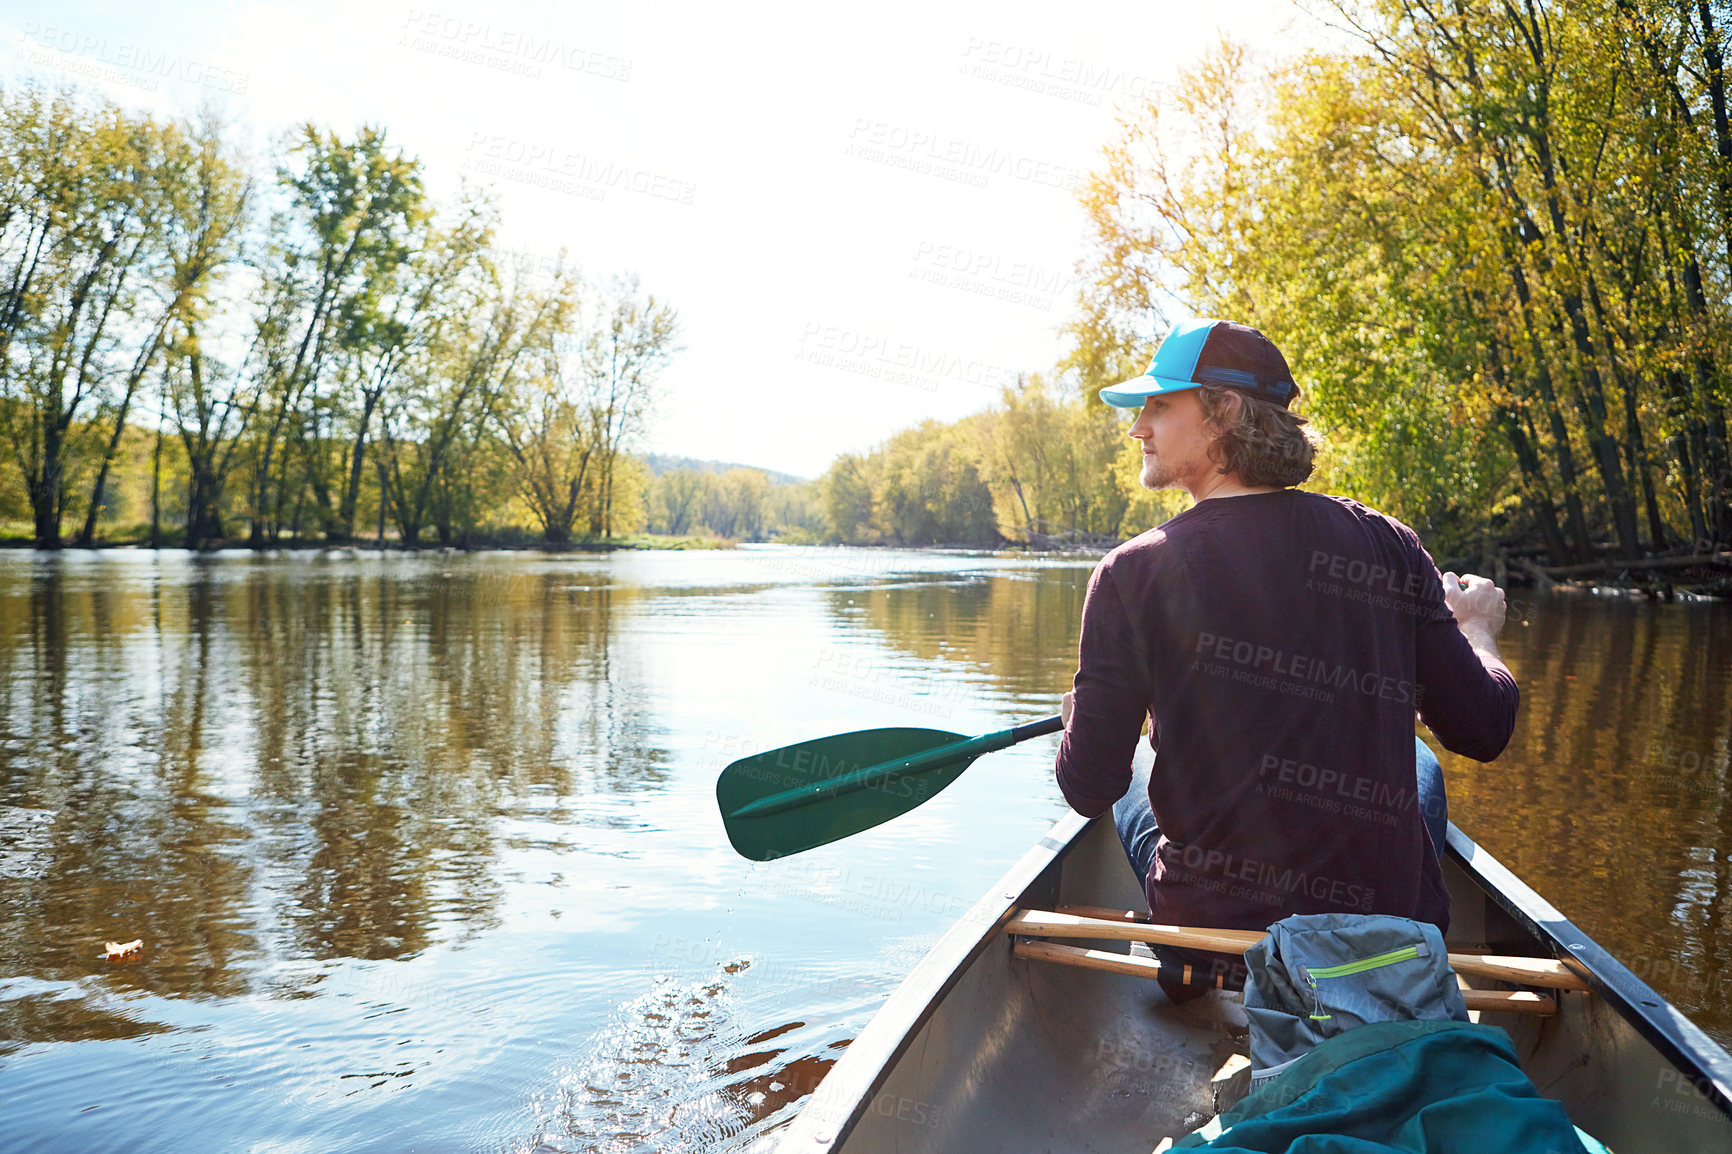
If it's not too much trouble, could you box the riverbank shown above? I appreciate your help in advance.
[1455,550,1732,601]
[8,532,1728,598]
[959,538,1732,597]
[0,532,740,552]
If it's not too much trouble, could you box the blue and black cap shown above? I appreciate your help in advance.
[1099,318,1298,409]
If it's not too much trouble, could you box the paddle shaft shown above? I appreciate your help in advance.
[728,714,1063,819]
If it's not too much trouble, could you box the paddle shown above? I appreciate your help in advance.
[716,714,1064,861]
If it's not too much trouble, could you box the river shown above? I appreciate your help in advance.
[0,547,1726,1152]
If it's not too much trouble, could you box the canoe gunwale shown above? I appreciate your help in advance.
[772,811,1092,1152]
[1444,821,1732,1122]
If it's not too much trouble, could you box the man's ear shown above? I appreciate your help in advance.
[1199,389,1243,440]
[1201,389,1243,471]
[1211,389,1246,429]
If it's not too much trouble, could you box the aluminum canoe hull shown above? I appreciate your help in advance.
[776,809,1732,1153]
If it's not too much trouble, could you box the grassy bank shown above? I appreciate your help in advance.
[0,526,739,551]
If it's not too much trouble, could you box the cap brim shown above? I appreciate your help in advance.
[1098,374,1203,408]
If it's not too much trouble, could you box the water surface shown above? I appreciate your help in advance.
[0,548,1726,1151]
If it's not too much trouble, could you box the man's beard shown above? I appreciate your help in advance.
[1140,454,1176,490]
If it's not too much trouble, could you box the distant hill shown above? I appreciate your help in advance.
[641,453,808,486]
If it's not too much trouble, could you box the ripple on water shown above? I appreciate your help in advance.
[0,805,55,879]
[503,957,868,1154]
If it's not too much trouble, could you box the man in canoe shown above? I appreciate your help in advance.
[1055,318,1516,995]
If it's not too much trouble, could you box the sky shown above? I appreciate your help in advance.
[0,0,1325,478]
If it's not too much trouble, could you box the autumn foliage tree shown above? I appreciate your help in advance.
[1074,4,1732,561]
[0,85,686,549]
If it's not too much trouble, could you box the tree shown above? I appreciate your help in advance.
[704,468,770,539]
[578,275,681,538]
[880,422,998,545]
[649,468,709,535]
[329,192,494,540]
[246,124,424,545]
[822,453,878,544]
[0,94,693,551]
[494,320,595,545]
[145,115,253,548]
[496,273,681,545]
[0,88,180,547]
[1065,14,1732,562]
[974,376,1058,541]
[382,255,574,545]
[79,114,251,546]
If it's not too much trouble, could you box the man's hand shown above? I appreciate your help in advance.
[1061,690,1074,731]
[1442,571,1506,659]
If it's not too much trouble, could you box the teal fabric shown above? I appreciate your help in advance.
[1173,1020,1594,1153]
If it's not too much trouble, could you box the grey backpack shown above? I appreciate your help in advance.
[1243,913,1469,1086]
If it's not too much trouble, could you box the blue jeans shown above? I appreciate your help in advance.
[1113,736,1449,888]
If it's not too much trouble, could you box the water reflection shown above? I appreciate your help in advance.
[826,568,1087,704]
[1438,593,1732,1039]
[0,554,677,1049]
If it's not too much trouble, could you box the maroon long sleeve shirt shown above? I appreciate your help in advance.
[1054,490,1518,933]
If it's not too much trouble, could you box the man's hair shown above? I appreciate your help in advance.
[1195,385,1320,487]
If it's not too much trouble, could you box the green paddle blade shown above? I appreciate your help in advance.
[715,715,1063,861]
[717,726,984,861]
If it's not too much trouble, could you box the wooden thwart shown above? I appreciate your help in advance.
[1014,939,1559,1016]
[1011,909,1589,992]
[1056,903,1147,922]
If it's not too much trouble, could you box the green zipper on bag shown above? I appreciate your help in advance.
[1305,945,1422,980]
[1300,944,1425,1020]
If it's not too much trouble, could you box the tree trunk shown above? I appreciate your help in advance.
[1673,417,1710,548]
[1616,373,1668,551]
[1565,358,1641,558]
[1706,395,1732,544]
[251,433,275,547]
[338,389,381,541]
[150,423,163,549]
[186,464,226,549]
[1695,0,1732,284]
[1677,251,1731,545]
[1529,131,1641,555]
[306,406,336,537]
[30,419,64,549]
[1517,407,1573,565]
[78,399,136,547]
[1583,272,1660,554]
[1656,216,1718,549]
[1639,437,1668,551]
[602,456,614,538]
[1506,263,1591,561]
[1493,389,1571,566]
[1476,26,1640,559]
[273,431,302,542]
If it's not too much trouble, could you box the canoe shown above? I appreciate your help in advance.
[776,775,1732,1151]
